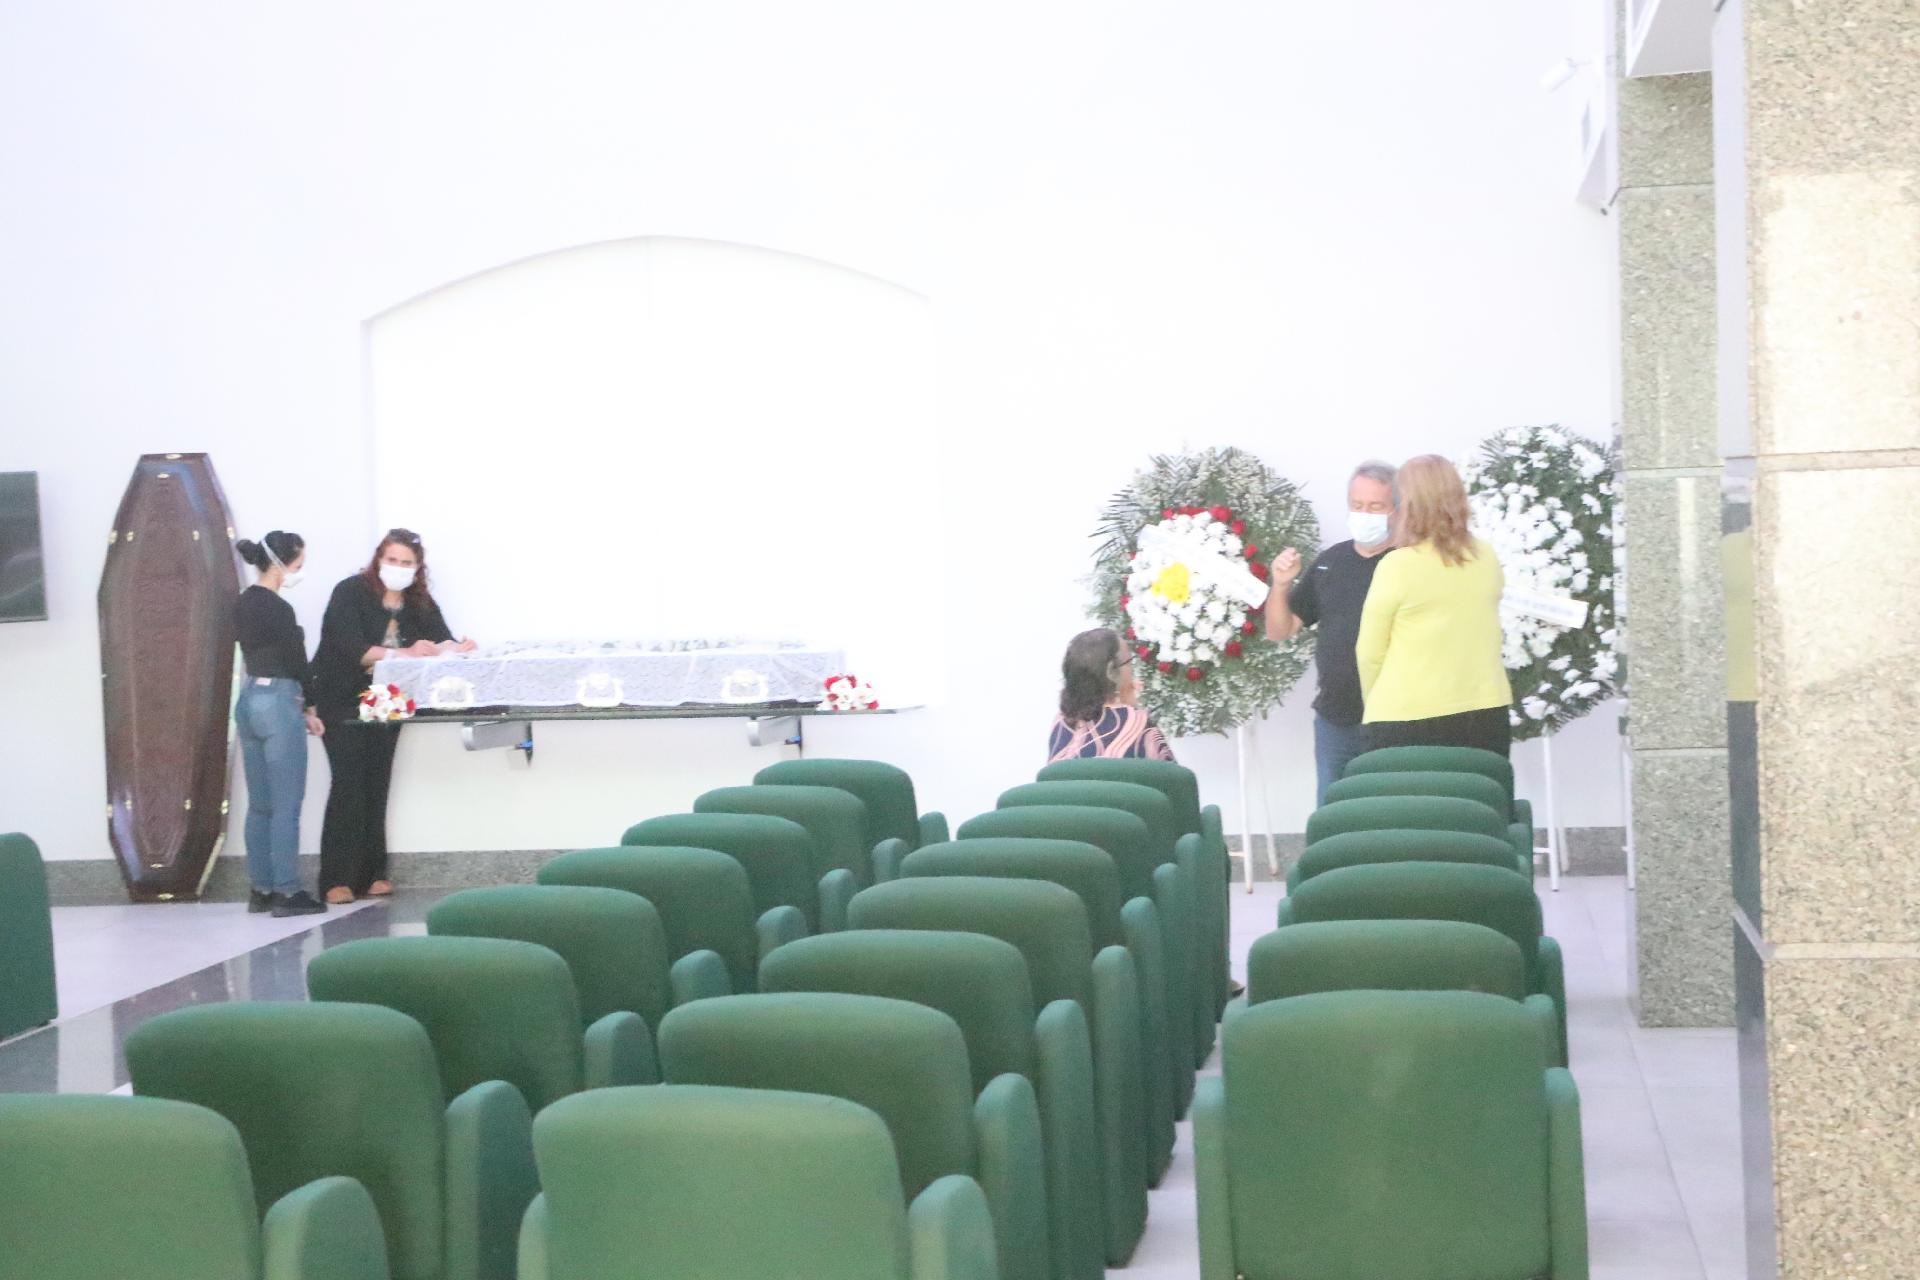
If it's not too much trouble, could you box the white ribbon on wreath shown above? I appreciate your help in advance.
[1135,523,1271,610]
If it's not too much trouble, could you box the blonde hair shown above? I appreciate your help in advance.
[1394,454,1476,567]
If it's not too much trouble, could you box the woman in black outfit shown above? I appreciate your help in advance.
[311,528,474,903]
[232,531,328,917]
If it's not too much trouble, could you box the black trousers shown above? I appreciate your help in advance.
[1364,705,1512,758]
[319,720,401,894]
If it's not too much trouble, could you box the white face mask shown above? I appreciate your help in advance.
[1348,510,1392,546]
[279,569,303,589]
[378,563,417,592]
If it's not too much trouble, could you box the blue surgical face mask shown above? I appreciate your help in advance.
[1348,510,1391,546]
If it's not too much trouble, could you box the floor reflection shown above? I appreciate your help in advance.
[0,893,442,1094]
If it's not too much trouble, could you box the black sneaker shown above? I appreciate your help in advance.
[271,890,327,918]
[247,889,278,914]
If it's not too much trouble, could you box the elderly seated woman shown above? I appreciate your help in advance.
[1046,627,1178,763]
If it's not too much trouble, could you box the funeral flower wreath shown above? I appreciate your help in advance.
[1092,447,1319,737]
[1464,424,1620,740]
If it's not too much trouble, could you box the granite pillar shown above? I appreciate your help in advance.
[1716,0,1920,1274]
[1614,48,1733,1025]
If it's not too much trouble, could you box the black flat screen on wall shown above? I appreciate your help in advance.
[0,471,48,622]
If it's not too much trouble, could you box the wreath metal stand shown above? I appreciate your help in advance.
[1253,717,1280,880]
[1533,731,1564,892]
[1234,719,1278,892]
[1235,723,1255,892]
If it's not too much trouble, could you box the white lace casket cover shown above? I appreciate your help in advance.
[372,639,847,710]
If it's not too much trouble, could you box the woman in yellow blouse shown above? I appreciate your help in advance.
[1353,454,1513,757]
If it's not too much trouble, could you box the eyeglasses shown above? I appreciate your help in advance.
[385,528,423,548]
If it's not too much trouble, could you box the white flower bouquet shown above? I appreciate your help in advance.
[358,682,416,722]
[820,674,879,712]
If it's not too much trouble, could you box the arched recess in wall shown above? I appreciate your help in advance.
[364,236,940,704]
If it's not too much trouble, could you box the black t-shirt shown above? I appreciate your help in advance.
[234,584,313,704]
[1288,539,1386,727]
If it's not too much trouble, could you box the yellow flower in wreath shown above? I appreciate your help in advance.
[1151,561,1191,604]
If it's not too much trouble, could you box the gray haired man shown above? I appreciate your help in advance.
[1265,461,1398,805]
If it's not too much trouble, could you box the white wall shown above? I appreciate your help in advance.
[0,0,1622,862]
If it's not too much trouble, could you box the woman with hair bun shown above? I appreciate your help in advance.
[1046,626,1177,762]
[232,530,327,917]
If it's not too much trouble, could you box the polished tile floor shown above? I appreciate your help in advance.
[1,875,1744,1278]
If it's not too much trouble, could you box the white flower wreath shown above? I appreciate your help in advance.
[1093,447,1319,737]
[1464,425,1620,740]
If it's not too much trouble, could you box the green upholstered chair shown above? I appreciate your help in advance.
[1344,744,1534,836]
[759,930,1104,1280]
[657,992,1047,1280]
[0,1093,390,1280]
[1276,861,1568,1063]
[521,1085,999,1280]
[1326,770,1534,873]
[1288,828,1529,891]
[126,1001,538,1280]
[1306,793,1529,874]
[907,836,1175,1183]
[849,877,1148,1267]
[694,783,873,887]
[1195,991,1587,1280]
[1034,758,1229,1018]
[538,846,802,998]
[0,832,56,1040]
[307,936,655,1110]
[996,781,1215,1069]
[754,756,950,852]
[1037,758,1203,836]
[956,807,1194,1119]
[1238,919,1562,1065]
[425,885,672,1032]
[622,811,849,932]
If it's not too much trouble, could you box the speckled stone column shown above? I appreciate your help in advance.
[1614,47,1733,1025]
[1716,1,1920,1275]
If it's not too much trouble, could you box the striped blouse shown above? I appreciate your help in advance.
[1047,705,1177,763]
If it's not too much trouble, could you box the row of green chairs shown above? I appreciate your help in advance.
[1198,745,1587,1278]
[52,756,1223,1280]
[1277,745,1566,1062]
[573,756,1233,1280]
[0,1082,999,1280]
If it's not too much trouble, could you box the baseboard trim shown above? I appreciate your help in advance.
[45,849,559,906]
[1226,827,1627,882]
[47,827,1629,904]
